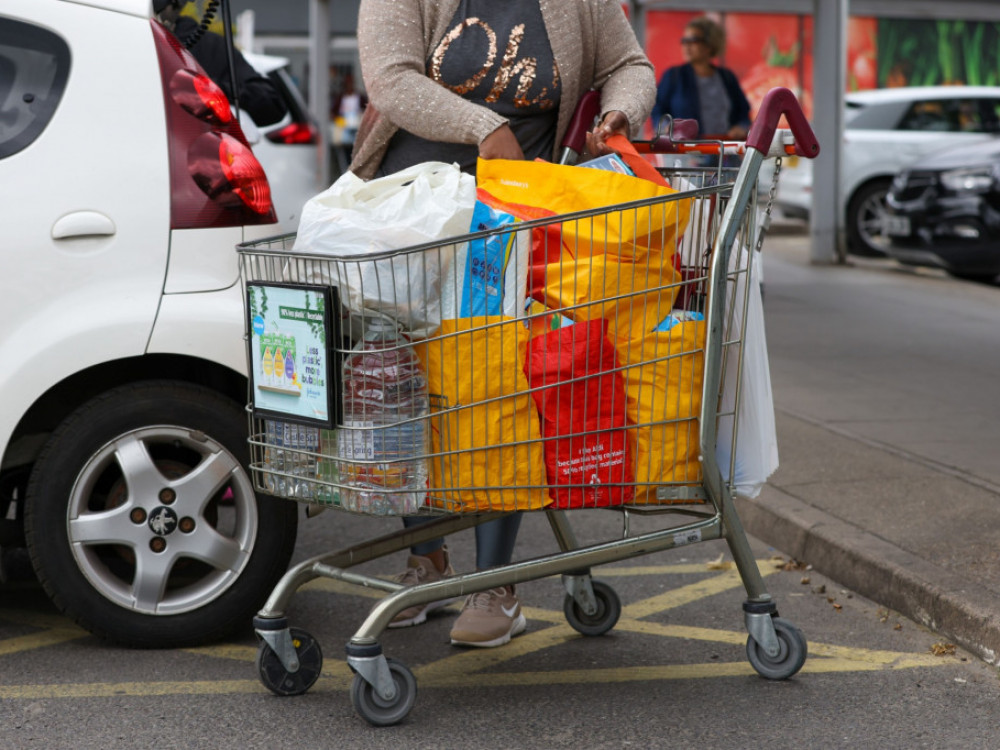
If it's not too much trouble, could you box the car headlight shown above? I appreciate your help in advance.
[940,166,995,193]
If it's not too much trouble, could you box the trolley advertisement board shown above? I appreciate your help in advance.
[245,281,340,429]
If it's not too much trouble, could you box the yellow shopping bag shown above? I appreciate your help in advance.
[539,251,680,340]
[613,319,707,502]
[415,317,549,512]
[476,157,691,263]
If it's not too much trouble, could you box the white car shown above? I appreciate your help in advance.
[0,0,300,647]
[773,86,1000,256]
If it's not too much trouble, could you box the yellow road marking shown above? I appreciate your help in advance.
[0,650,952,700]
[0,629,89,656]
[623,565,777,619]
[0,557,958,700]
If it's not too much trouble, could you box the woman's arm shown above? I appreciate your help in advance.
[586,0,656,139]
[357,0,508,147]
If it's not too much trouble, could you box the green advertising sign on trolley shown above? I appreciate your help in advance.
[246,282,335,427]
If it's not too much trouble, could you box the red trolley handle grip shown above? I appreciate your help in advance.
[560,89,602,155]
[746,87,820,158]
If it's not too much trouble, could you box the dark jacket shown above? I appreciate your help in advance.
[174,16,287,127]
[651,62,750,136]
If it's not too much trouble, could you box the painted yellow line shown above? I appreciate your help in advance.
[0,557,952,701]
[0,680,264,700]
[622,565,777,620]
[182,643,354,681]
[182,643,260,662]
[0,649,956,700]
[0,629,89,656]
[0,610,90,633]
[415,623,579,680]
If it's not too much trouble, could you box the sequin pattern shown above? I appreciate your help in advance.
[430,16,558,110]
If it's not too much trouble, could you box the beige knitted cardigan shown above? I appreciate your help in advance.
[350,0,655,179]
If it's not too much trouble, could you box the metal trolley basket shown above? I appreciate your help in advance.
[237,89,819,725]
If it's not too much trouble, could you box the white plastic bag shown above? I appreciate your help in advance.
[291,161,477,338]
[714,249,778,498]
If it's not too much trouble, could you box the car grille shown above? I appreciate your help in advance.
[891,170,937,202]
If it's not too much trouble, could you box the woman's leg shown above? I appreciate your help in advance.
[474,513,523,570]
[402,515,445,559]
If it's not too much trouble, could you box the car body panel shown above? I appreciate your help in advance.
[0,1,171,446]
[163,226,244,293]
[60,0,148,17]
[148,283,248,374]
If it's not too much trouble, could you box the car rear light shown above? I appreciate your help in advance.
[190,132,272,214]
[151,20,276,229]
[266,121,318,145]
[169,69,233,125]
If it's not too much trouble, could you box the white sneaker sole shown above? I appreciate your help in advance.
[450,613,527,648]
[387,596,461,629]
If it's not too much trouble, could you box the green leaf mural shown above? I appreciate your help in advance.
[878,18,1000,88]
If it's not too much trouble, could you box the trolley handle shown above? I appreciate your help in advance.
[559,89,602,164]
[746,87,820,159]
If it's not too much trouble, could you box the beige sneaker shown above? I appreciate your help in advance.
[387,549,458,628]
[449,585,527,648]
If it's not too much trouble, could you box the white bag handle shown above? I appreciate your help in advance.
[310,161,463,210]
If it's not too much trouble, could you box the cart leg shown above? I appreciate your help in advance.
[254,618,300,672]
[346,644,397,702]
[718,491,772,604]
[717,491,808,675]
[546,509,596,609]
[545,508,579,552]
[346,642,417,726]
[743,600,781,657]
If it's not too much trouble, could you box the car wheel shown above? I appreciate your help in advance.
[846,179,893,258]
[24,381,297,648]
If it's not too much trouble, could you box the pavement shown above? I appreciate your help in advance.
[735,217,1000,667]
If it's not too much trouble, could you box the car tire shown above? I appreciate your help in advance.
[24,381,298,648]
[846,179,893,258]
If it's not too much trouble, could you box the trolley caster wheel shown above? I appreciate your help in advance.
[746,617,807,680]
[256,628,323,696]
[564,579,621,636]
[350,657,417,727]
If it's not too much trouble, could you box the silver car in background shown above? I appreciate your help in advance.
[773,86,1000,256]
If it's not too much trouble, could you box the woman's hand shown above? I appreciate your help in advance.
[585,110,630,157]
[479,124,524,161]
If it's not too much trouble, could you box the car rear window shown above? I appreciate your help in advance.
[898,98,1000,133]
[0,18,70,159]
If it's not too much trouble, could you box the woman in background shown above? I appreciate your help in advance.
[651,15,750,139]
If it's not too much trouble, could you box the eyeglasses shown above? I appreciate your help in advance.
[680,36,705,45]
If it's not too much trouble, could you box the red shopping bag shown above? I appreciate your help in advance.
[523,318,634,508]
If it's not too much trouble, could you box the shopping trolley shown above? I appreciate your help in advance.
[238,88,819,726]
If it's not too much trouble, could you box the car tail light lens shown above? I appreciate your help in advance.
[266,121,318,145]
[190,132,272,214]
[151,21,276,229]
[169,69,233,125]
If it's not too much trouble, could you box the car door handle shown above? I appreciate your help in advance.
[51,211,116,240]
